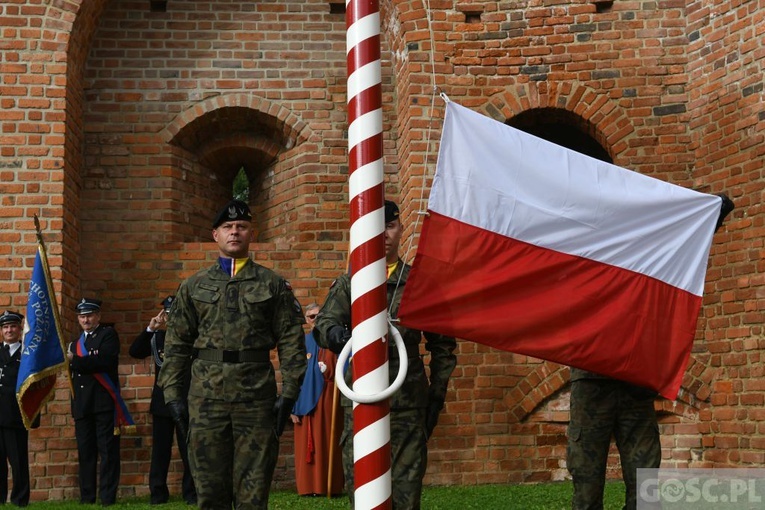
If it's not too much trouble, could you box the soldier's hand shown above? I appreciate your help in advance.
[167,400,190,443]
[327,325,351,355]
[715,193,734,232]
[273,395,296,437]
[425,399,444,440]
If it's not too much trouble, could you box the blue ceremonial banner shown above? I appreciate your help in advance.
[16,245,68,430]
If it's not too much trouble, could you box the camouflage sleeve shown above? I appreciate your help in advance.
[273,279,307,400]
[314,274,351,349]
[158,280,197,403]
[424,331,457,404]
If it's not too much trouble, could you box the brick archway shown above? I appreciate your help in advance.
[505,362,569,424]
[480,82,634,162]
[160,93,311,150]
[157,93,317,242]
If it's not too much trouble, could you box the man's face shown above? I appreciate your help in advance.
[1,322,22,344]
[384,218,403,262]
[305,307,319,329]
[212,220,254,258]
[77,312,101,333]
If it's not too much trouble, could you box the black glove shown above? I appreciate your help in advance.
[425,400,444,439]
[273,395,296,437]
[326,325,351,355]
[167,400,190,443]
[714,193,734,232]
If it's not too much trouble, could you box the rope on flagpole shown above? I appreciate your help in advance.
[388,0,447,319]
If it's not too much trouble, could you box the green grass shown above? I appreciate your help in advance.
[29,481,626,509]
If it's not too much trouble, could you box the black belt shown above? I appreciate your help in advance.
[194,349,270,363]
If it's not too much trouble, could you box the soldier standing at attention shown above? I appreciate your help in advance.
[0,311,35,507]
[314,200,458,509]
[158,199,306,510]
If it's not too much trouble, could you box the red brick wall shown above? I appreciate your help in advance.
[684,0,765,467]
[1,0,762,502]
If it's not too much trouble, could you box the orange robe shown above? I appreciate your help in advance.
[293,347,344,496]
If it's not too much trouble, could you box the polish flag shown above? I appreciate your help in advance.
[397,101,722,400]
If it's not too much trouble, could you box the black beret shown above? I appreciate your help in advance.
[0,310,24,326]
[76,298,102,315]
[161,295,175,310]
[212,199,252,228]
[384,200,400,224]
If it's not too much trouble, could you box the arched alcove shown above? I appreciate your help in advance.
[163,95,311,242]
[508,108,613,163]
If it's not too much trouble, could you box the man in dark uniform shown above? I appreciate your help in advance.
[314,200,458,509]
[0,311,33,507]
[158,199,307,510]
[67,298,123,506]
[130,296,196,505]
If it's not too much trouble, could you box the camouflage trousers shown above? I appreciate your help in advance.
[341,407,428,509]
[567,378,661,510]
[188,395,278,510]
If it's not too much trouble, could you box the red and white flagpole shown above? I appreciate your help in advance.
[346,0,392,508]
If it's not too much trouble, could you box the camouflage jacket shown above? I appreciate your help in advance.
[159,258,306,404]
[315,260,457,409]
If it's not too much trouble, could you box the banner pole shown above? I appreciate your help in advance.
[33,215,73,398]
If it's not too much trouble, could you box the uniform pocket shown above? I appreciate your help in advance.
[191,284,220,304]
[242,285,272,306]
[241,284,274,338]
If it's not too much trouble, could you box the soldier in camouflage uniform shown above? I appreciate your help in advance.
[567,368,661,510]
[566,195,736,510]
[315,200,457,509]
[159,199,306,510]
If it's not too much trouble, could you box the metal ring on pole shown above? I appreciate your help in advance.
[335,321,409,404]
